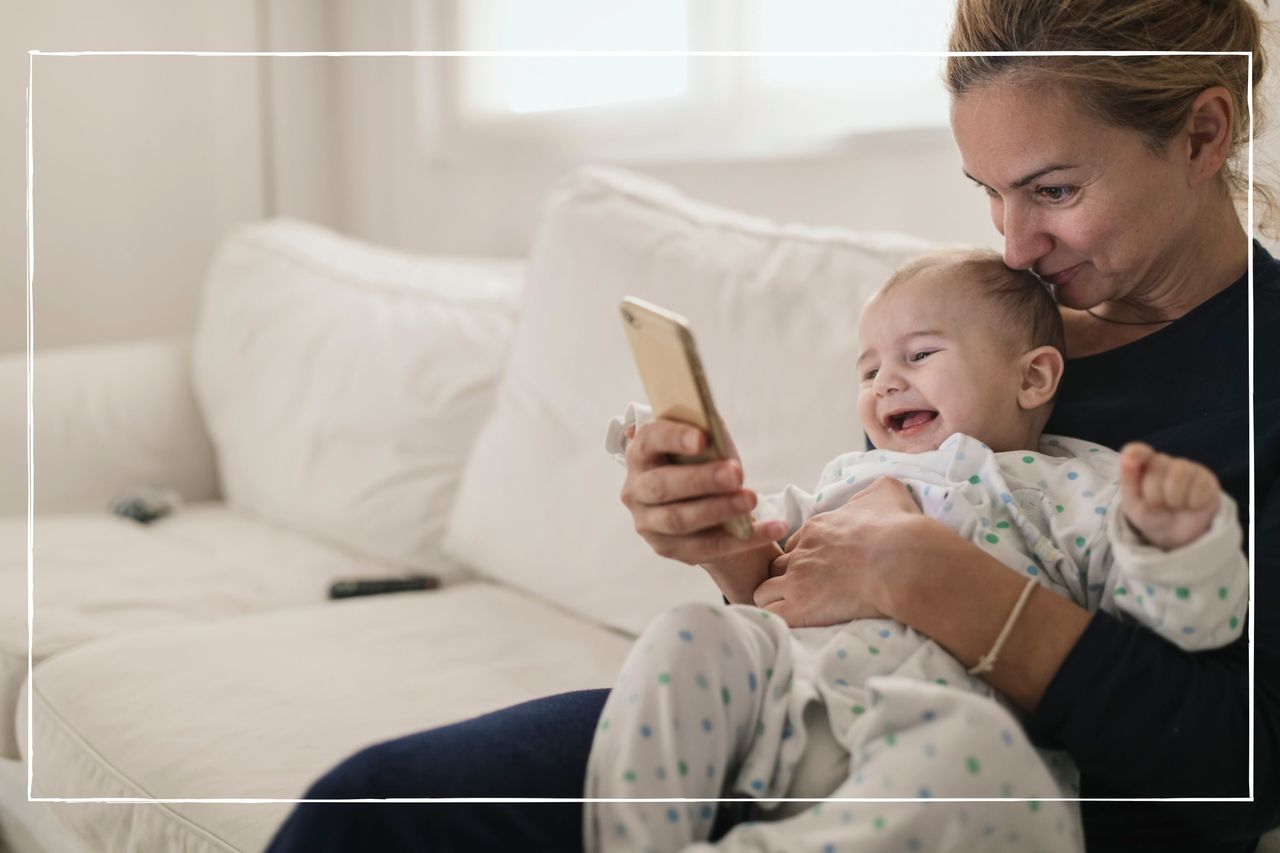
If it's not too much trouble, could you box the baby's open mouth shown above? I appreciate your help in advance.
[887,410,938,432]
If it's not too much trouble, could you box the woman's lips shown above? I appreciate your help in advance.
[1039,263,1082,287]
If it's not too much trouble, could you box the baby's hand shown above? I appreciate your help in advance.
[1118,442,1219,550]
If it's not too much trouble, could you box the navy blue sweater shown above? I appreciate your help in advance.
[1031,242,1280,852]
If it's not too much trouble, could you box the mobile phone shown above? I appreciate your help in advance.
[619,295,753,540]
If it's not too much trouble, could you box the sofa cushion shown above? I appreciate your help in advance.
[22,583,633,852]
[0,339,219,517]
[192,219,521,578]
[444,166,939,635]
[0,504,414,761]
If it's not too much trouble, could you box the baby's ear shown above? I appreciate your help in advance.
[1017,345,1064,411]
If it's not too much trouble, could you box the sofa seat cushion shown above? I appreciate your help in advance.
[1,503,427,760]
[22,582,632,853]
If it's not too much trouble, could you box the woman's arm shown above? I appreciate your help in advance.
[1021,485,1277,839]
[755,475,1280,838]
[754,477,1091,708]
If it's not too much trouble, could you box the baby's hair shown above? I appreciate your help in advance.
[883,248,1066,358]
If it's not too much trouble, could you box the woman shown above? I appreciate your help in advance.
[267,0,1279,850]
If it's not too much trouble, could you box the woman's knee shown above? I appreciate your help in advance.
[301,742,399,799]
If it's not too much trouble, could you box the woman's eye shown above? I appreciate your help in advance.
[909,351,934,362]
[1037,185,1078,203]
[863,368,878,381]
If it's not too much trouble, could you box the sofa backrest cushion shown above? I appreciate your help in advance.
[0,339,219,517]
[192,219,521,576]
[444,166,941,635]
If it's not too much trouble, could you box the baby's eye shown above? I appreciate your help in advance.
[909,350,935,362]
[1037,185,1078,203]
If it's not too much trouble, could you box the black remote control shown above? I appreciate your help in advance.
[328,575,440,599]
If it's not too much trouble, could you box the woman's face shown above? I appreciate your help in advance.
[950,80,1194,311]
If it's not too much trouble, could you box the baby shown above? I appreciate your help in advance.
[588,249,1248,853]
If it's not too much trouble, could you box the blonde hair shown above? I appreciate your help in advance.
[884,248,1066,358]
[946,0,1275,233]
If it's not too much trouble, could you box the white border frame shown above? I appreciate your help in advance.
[24,48,1254,809]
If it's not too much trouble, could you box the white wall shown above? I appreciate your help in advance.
[5,2,263,353]
[3,0,341,355]
[5,0,1279,353]
[325,2,997,257]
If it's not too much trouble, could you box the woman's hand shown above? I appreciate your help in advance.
[620,418,787,566]
[753,476,926,627]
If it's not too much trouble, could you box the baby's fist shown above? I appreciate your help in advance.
[1118,442,1219,550]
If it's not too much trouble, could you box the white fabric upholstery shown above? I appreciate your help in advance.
[192,219,522,579]
[445,165,940,635]
[0,504,414,761]
[0,339,219,518]
[22,583,632,853]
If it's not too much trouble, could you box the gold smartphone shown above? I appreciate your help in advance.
[619,296,753,540]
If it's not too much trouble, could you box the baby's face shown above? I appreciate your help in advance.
[856,268,1030,453]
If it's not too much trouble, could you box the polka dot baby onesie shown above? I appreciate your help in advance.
[590,407,1247,852]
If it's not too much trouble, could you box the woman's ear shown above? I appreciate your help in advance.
[1183,86,1234,188]
[1018,345,1064,411]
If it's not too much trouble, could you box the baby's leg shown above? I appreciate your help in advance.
[584,603,799,852]
[688,676,1082,853]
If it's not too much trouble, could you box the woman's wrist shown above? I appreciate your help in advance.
[873,513,1091,711]
[701,547,774,605]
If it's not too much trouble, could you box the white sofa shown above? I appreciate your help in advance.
[0,166,1272,853]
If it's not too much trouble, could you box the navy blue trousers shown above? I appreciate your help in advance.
[265,689,610,853]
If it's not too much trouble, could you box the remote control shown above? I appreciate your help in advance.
[328,575,440,599]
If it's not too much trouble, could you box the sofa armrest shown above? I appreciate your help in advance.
[0,339,220,517]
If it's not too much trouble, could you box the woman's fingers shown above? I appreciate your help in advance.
[644,519,785,563]
[628,458,741,507]
[753,574,785,609]
[632,490,755,538]
[625,418,705,466]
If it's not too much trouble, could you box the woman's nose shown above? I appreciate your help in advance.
[1001,204,1052,271]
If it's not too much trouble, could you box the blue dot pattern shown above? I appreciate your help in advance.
[585,424,1241,852]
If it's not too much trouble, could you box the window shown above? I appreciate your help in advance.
[429,0,954,159]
